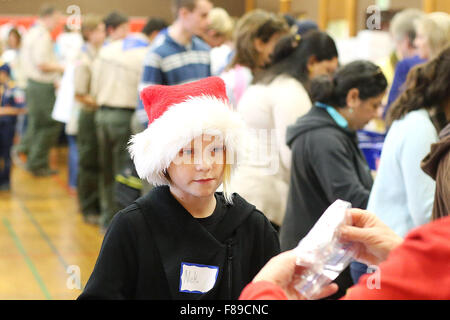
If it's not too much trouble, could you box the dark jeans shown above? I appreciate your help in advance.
[67,135,78,188]
[0,121,15,186]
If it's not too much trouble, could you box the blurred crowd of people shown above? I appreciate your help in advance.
[1,0,449,300]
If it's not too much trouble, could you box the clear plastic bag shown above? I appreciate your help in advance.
[293,199,357,300]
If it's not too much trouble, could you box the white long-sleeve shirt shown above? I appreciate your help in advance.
[231,75,312,226]
[367,109,437,237]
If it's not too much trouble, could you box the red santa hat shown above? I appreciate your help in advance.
[128,76,247,186]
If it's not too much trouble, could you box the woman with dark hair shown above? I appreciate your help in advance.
[279,60,387,298]
[368,47,450,240]
[231,31,338,230]
[254,30,339,87]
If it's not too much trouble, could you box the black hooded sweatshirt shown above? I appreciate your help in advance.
[78,185,280,300]
[280,106,373,250]
[279,106,373,298]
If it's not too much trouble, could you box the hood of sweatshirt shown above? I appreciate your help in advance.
[286,106,356,148]
[135,185,262,299]
[421,123,450,179]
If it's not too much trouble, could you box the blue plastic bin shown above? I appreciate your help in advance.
[357,130,386,171]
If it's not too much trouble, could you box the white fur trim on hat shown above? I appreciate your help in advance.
[128,95,248,185]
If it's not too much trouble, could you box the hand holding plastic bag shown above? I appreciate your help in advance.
[293,200,358,300]
[251,250,339,300]
[339,208,403,266]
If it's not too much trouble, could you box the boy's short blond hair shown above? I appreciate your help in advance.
[208,7,234,40]
[221,163,233,203]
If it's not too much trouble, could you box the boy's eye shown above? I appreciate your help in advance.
[211,147,224,155]
[180,149,193,156]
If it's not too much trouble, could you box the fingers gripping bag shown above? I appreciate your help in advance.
[293,200,358,300]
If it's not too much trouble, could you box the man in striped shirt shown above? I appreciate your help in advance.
[136,0,213,127]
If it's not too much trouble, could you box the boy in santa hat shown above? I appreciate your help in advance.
[79,76,280,299]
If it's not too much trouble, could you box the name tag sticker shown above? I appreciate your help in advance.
[179,262,219,294]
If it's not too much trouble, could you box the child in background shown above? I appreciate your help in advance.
[0,63,25,191]
[78,76,280,299]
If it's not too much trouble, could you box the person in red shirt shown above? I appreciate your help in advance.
[240,209,450,300]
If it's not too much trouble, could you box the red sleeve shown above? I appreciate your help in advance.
[342,217,450,300]
[239,281,288,300]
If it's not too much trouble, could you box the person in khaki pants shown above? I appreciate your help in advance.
[91,16,160,232]
[17,5,64,176]
[73,15,106,224]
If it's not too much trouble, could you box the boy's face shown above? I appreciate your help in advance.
[167,134,225,200]
[181,0,213,37]
[43,11,62,31]
[108,22,129,41]
[203,29,227,48]
[89,23,106,47]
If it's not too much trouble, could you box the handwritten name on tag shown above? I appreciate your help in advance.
[179,262,219,294]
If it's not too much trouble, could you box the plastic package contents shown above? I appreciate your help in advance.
[293,199,358,300]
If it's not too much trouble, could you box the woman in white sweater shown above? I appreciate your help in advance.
[232,31,339,229]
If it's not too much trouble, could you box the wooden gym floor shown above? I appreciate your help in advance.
[0,147,103,300]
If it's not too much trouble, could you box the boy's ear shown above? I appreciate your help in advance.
[178,7,191,20]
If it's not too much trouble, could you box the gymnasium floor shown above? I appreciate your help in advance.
[0,147,103,300]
